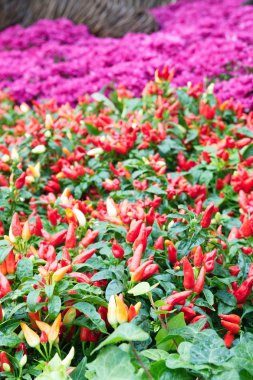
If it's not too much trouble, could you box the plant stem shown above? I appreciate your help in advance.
[148,292,168,331]
[130,342,154,380]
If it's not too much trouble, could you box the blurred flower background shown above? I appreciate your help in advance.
[0,0,253,108]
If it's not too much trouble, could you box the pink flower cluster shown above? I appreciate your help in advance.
[0,0,253,108]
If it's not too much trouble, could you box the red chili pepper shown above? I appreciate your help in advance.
[181,306,196,322]
[129,244,144,272]
[240,216,253,237]
[34,215,43,236]
[166,241,177,264]
[224,331,234,348]
[0,262,7,276]
[0,272,11,298]
[194,266,206,293]
[11,212,22,237]
[194,246,203,267]
[79,229,99,248]
[131,260,153,282]
[229,265,240,277]
[69,272,91,284]
[161,290,192,311]
[195,200,203,215]
[242,246,253,255]
[0,351,11,372]
[15,172,26,189]
[47,206,59,226]
[154,236,164,250]
[221,320,240,334]
[5,250,15,274]
[183,258,195,289]
[204,260,215,272]
[219,314,241,324]
[98,306,108,325]
[40,331,48,344]
[146,207,155,225]
[80,327,91,342]
[203,249,217,263]
[200,202,215,228]
[49,230,68,246]
[128,305,137,321]
[72,248,97,264]
[233,277,253,303]
[16,342,27,355]
[142,263,159,280]
[190,315,209,329]
[65,222,76,248]
[112,240,124,259]
[126,220,143,243]
[132,224,148,251]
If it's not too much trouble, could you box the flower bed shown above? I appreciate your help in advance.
[0,0,253,108]
[0,70,253,378]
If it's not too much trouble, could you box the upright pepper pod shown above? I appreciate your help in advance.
[112,240,125,259]
[126,220,143,243]
[165,240,177,264]
[129,244,144,272]
[194,266,206,294]
[183,258,195,289]
[79,229,99,248]
[200,202,215,228]
[224,331,234,348]
[233,277,253,303]
[65,222,76,248]
[154,236,164,250]
[132,224,148,251]
[194,246,203,267]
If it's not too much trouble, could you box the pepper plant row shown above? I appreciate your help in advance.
[0,68,253,379]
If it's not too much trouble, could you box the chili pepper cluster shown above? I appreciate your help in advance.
[0,68,253,377]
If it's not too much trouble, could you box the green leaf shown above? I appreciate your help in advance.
[230,341,253,375]
[105,280,124,301]
[146,186,167,196]
[203,289,214,306]
[27,289,41,312]
[177,231,205,257]
[92,323,149,353]
[70,358,87,380]
[16,258,33,281]
[128,282,152,296]
[156,313,186,351]
[0,319,20,334]
[158,319,207,344]
[141,349,170,361]
[48,296,61,319]
[0,331,21,347]
[236,127,253,138]
[85,123,101,136]
[0,240,12,264]
[91,93,117,112]
[190,329,230,365]
[74,302,107,333]
[86,346,137,380]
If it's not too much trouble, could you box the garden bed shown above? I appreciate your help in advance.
[0,71,253,378]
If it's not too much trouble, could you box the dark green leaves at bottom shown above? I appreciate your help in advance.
[92,323,149,353]
[86,346,138,380]
[70,358,87,380]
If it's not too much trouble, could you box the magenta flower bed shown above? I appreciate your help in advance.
[0,0,253,108]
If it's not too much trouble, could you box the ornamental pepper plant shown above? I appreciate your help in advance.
[0,69,253,378]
